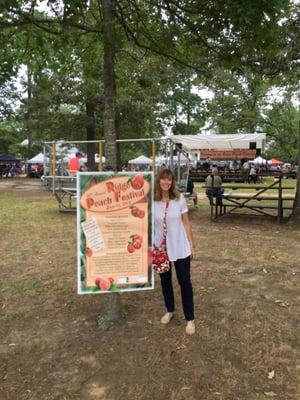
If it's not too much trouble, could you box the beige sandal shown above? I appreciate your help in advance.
[185,320,195,335]
[160,312,174,324]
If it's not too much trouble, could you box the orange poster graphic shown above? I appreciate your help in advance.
[77,173,153,294]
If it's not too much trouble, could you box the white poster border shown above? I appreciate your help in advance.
[76,171,154,295]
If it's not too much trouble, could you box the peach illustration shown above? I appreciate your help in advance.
[131,175,144,190]
[137,209,145,218]
[99,278,112,291]
[127,243,135,253]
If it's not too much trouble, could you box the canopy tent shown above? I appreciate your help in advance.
[268,158,283,165]
[0,153,20,162]
[27,153,49,164]
[128,155,152,164]
[253,156,267,165]
[167,133,266,151]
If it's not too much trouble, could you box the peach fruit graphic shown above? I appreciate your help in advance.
[127,243,135,253]
[131,175,144,190]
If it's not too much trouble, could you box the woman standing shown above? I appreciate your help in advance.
[154,168,195,335]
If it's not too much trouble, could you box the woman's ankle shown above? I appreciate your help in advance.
[185,320,195,335]
[160,312,174,324]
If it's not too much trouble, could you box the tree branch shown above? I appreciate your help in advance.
[1,11,102,34]
[116,3,211,76]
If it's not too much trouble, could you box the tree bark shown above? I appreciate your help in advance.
[86,99,96,171]
[101,0,117,170]
[26,67,33,177]
[187,77,191,128]
[97,293,125,330]
[288,111,300,224]
[97,0,124,329]
[219,88,225,134]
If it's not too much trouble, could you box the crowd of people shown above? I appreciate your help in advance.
[0,163,23,178]
[191,157,269,175]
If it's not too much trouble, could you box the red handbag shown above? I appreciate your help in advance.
[152,201,170,274]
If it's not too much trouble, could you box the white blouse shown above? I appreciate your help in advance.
[154,194,191,262]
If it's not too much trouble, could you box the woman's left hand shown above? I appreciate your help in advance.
[190,247,195,261]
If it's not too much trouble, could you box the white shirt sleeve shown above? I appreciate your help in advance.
[179,194,188,214]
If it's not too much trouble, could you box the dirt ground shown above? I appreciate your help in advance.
[0,178,299,400]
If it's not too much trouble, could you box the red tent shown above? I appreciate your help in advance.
[268,158,284,164]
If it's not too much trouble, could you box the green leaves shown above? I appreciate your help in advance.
[0,0,298,168]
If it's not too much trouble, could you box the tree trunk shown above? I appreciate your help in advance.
[220,88,225,134]
[288,113,300,224]
[97,293,125,330]
[26,67,33,177]
[101,0,117,170]
[98,0,124,329]
[187,78,191,128]
[86,99,96,171]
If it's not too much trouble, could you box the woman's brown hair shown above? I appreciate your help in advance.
[154,168,181,201]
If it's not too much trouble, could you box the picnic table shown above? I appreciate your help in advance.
[191,170,297,183]
[50,176,77,212]
[204,178,295,223]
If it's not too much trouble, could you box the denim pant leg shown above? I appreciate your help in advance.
[159,264,175,313]
[174,256,194,321]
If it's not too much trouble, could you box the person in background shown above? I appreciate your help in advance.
[68,152,85,175]
[242,160,250,171]
[186,177,198,207]
[154,168,196,336]
[36,163,43,178]
[248,165,257,184]
[79,164,88,172]
[7,164,14,178]
[205,167,224,199]
[203,157,211,172]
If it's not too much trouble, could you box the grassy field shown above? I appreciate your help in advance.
[0,179,299,400]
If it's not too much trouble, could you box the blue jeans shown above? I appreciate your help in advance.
[159,256,194,321]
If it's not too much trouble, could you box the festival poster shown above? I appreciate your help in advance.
[77,172,154,294]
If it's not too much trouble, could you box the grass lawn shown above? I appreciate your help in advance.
[0,178,299,400]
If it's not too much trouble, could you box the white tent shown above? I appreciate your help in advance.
[167,133,266,151]
[27,153,49,164]
[128,155,152,164]
[253,156,267,165]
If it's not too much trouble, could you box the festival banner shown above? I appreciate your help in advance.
[200,149,256,160]
[77,172,154,294]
